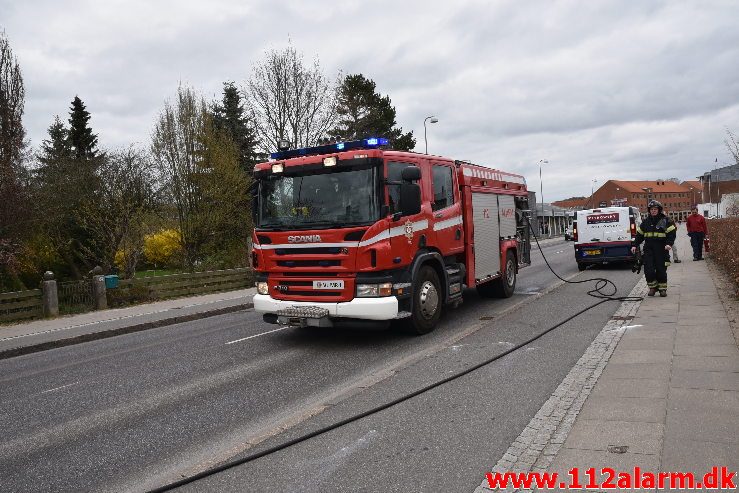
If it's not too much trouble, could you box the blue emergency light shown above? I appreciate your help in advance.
[270,137,389,160]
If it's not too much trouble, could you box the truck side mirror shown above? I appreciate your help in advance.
[400,183,421,216]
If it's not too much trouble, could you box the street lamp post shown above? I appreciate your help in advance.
[423,116,438,154]
[539,159,548,236]
[590,179,598,207]
[641,187,653,216]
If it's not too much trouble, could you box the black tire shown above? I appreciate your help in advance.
[577,262,587,271]
[407,265,442,335]
[477,251,516,298]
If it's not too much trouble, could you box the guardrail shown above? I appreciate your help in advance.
[0,289,43,323]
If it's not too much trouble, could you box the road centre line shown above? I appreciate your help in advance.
[225,326,291,345]
[40,381,80,394]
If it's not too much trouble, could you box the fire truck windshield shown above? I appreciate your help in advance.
[257,165,381,230]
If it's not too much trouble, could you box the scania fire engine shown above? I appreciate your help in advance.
[251,138,532,334]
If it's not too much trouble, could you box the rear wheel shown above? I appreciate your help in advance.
[577,262,587,271]
[478,251,516,298]
[407,266,442,335]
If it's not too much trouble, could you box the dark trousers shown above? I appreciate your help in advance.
[689,232,705,259]
[643,246,668,290]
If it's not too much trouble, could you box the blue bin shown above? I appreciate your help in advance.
[104,275,119,289]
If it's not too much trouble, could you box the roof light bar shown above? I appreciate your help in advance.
[269,137,389,160]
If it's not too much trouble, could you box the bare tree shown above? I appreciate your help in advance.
[0,31,27,289]
[726,129,739,166]
[151,85,206,268]
[151,85,250,270]
[246,45,338,153]
[76,146,159,276]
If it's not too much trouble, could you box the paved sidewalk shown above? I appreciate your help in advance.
[0,287,256,358]
[478,224,739,491]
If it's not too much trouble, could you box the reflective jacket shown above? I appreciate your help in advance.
[634,213,676,250]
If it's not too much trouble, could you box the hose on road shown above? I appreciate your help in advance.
[148,222,643,492]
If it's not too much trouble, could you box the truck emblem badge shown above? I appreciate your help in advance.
[404,220,414,244]
[287,235,322,243]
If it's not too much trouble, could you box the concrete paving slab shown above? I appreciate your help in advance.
[660,437,739,473]
[548,448,660,492]
[609,349,673,365]
[669,370,739,391]
[563,419,664,455]
[673,344,739,357]
[577,396,666,423]
[667,388,739,414]
[664,410,739,445]
[599,362,672,381]
[673,355,739,372]
[675,332,736,346]
[590,378,669,399]
[618,337,674,350]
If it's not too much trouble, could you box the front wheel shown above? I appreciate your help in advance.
[407,266,442,335]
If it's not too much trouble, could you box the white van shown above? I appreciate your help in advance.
[573,206,641,271]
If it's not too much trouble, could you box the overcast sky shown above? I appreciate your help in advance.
[2,0,738,201]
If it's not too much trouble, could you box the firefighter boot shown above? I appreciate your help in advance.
[648,288,657,297]
[659,290,667,297]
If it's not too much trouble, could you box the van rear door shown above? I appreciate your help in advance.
[580,209,631,243]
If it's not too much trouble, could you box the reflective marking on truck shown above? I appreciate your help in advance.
[359,219,429,247]
[252,242,358,250]
[432,215,463,231]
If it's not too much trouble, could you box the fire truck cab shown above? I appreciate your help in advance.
[251,138,531,334]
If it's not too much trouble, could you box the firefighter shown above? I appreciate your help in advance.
[631,200,677,297]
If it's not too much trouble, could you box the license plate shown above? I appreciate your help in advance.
[583,249,602,256]
[313,280,344,290]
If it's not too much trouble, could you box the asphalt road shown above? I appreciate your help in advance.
[0,238,641,492]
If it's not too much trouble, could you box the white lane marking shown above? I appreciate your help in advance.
[40,381,79,394]
[225,326,291,345]
[624,324,644,329]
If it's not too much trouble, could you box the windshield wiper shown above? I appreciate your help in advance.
[257,222,285,229]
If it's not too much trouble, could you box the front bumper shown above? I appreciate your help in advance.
[253,294,399,321]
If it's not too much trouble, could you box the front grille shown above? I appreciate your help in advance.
[277,260,341,267]
[275,247,342,255]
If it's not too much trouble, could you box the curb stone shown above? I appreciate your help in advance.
[0,302,254,360]
[475,278,648,493]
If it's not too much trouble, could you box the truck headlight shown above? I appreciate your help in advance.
[356,282,392,297]
[256,282,269,295]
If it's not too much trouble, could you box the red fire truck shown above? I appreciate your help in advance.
[251,138,532,334]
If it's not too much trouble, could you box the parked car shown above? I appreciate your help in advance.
[564,227,574,241]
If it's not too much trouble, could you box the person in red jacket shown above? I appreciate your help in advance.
[686,207,708,260]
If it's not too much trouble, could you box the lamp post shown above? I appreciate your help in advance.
[590,179,598,207]
[539,159,548,236]
[641,187,653,217]
[423,116,438,154]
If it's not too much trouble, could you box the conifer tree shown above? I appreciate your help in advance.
[68,96,99,159]
[332,74,415,151]
[213,82,258,172]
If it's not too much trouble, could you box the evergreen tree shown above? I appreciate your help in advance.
[212,82,258,172]
[38,116,72,165]
[68,96,99,159]
[331,74,416,151]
